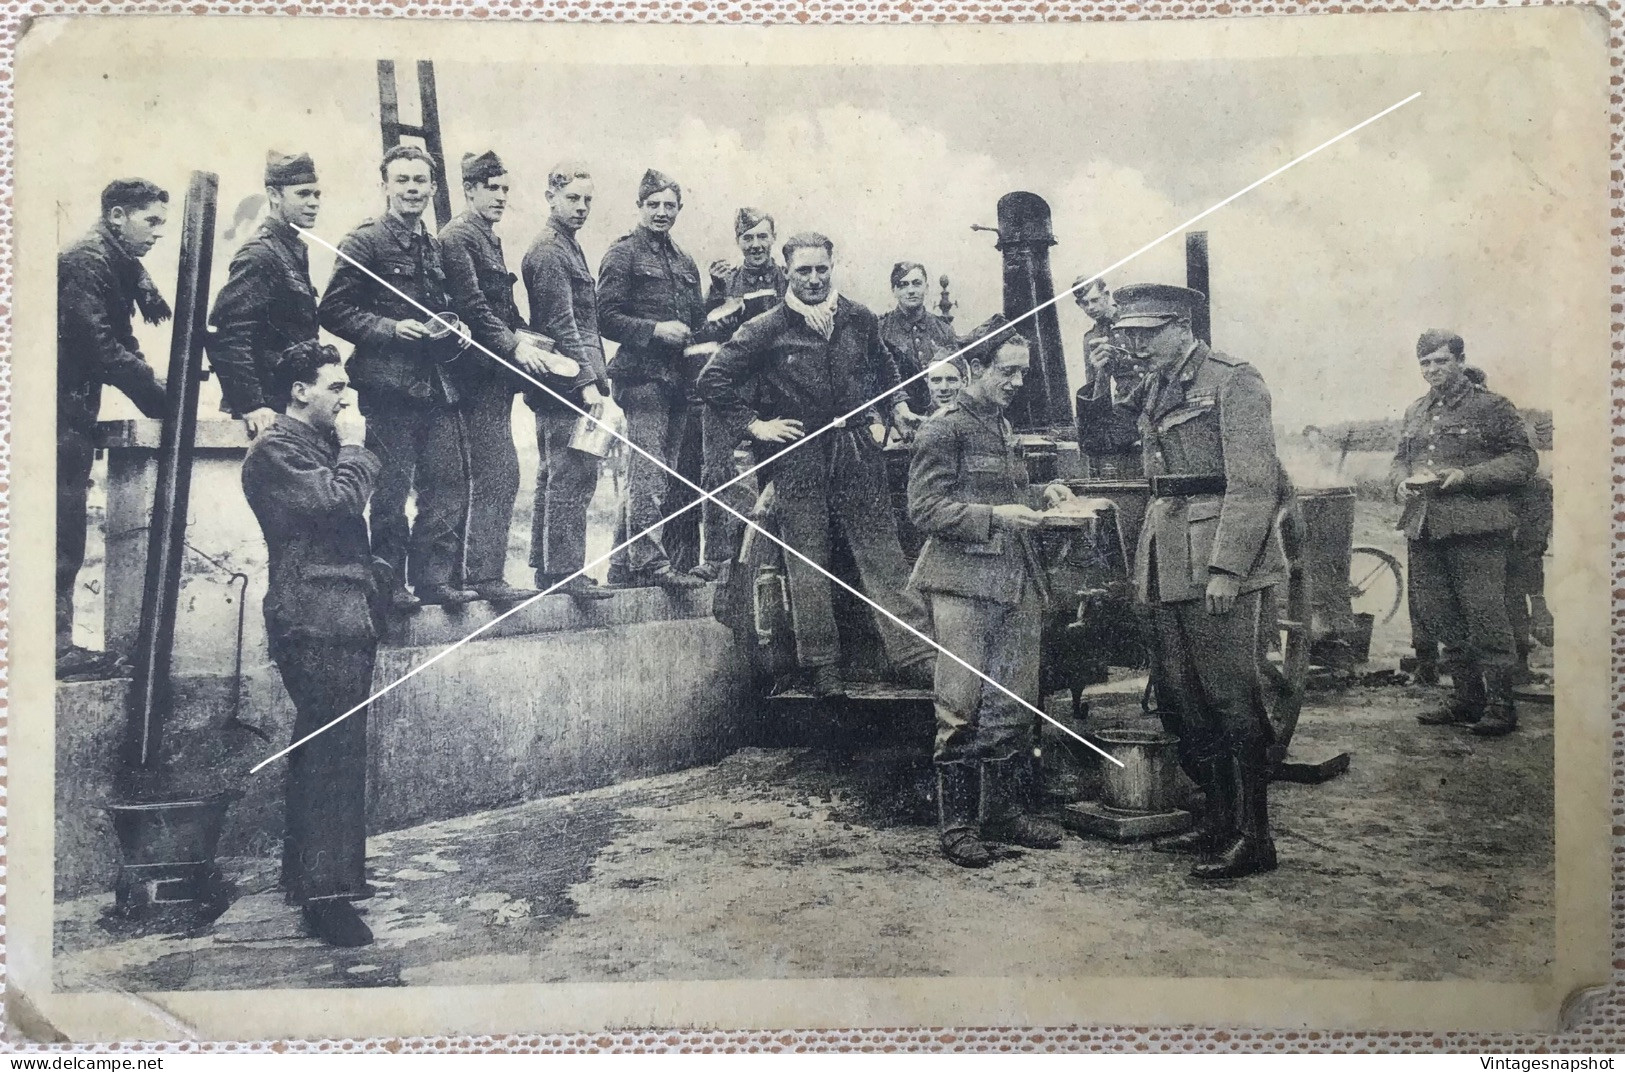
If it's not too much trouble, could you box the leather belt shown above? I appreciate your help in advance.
[1150,473,1227,499]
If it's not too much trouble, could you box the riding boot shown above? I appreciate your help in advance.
[1191,748,1277,880]
[1471,666,1519,737]
[1417,662,1485,725]
[1154,756,1230,855]
[981,758,1064,849]
[937,764,990,868]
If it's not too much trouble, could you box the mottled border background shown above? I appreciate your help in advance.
[0,0,1618,1052]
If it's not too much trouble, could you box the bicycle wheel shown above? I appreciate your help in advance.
[1349,545,1404,624]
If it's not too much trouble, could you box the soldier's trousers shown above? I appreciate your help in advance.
[700,407,755,567]
[272,637,375,904]
[610,380,689,576]
[1407,533,1516,671]
[1151,589,1273,768]
[530,408,600,577]
[773,432,933,670]
[359,393,469,592]
[460,380,520,586]
[56,426,96,652]
[927,584,1041,765]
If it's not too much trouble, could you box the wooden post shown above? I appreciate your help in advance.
[1185,230,1211,344]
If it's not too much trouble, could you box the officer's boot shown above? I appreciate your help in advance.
[1471,667,1519,737]
[1417,663,1485,726]
[936,764,990,868]
[1191,747,1277,880]
[1153,756,1230,856]
[980,758,1064,850]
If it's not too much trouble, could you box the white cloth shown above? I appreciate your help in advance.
[785,288,840,340]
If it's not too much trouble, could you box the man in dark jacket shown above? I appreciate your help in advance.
[207,151,322,437]
[908,315,1066,868]
[319,144,475,611]
[439,150,537,604]
[1391,329,1537,736]
[1111,283,1291,881]
[1072,277,1143,477]
[241,340,380,948]
[57,177,172,680]
[699,231,935,698]
[596,168,706,590]
[520,161,615,601]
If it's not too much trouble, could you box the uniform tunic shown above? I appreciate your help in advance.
[241,414,381,905]
[207,217,320,416]
[319,212,468,591]
[699,297,932,670]
[877,306,956,419]
[1073,317,1143,476]
[1389,378,1536,671]
[57,223,169,650]
[907,393,1043,764]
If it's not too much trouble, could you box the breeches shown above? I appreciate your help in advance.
[1150,589,1273,765]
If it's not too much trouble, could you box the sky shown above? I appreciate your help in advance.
[34,39,1589,428]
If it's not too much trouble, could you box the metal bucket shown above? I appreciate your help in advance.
[1094,729,1184,813]
[105,791,239,922]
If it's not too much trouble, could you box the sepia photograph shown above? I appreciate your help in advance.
[5,8,1613,1041]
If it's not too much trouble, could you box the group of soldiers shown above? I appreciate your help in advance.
[56,145,1547,947]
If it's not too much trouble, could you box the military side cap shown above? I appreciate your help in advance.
[1112,283,1205,329]
[734,206,772,235]
[265,151,317,187]
[462,150,506,185]
[638,168,682,205]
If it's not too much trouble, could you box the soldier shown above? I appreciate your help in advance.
[698,231,936,698]
[439,150,538,604]
[240,340,380,948]
[1072,277,1143,477]
[688,207,790,583]
[597,168,706,590]
[1391,330,1537,737]
[521,161,615,602]
[876,261,949,435]
[907,315,1066,868]
[924,353,966,414]
[319,144,475,611]
[207,152,322,437]
[57,178,171,680]
[1111,283,1291,881]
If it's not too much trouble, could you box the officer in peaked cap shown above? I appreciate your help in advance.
[1108,280,1292,881]
[208,151,323,438]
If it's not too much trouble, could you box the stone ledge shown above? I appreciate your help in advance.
[385,582,720,647]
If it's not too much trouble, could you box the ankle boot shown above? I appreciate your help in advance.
[1418,663,1485,725]
[981,759,1064,849]
[1471,667,1519,737]
[1191,750,1277,880]
[937,764,990,868]
[1154,756,1231,855]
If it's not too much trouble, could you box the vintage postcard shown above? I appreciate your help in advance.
[6,8,1613,1042]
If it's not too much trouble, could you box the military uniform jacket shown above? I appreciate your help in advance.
[207,217,320,416]
[698,296,904,449]
[1074,318,1142,457]
[1388,380,1536,541]
[1133,341,1290,605]
[318,213,459,406]
[596,226,705,386]
[706,260,788,313]
[521,219,609,411]
[439,211,524,392]
[878,307,956,416]
[906,394,1040,605]
[241,414,382,645]
[57,223,168,431]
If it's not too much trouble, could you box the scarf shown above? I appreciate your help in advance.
[785,288,840,341]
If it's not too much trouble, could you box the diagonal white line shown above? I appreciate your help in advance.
[251,90,1419,774]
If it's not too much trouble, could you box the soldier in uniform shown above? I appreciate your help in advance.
[907,315,1066,868]
[876,261,949,435]
[208,151,322,437]
[439,150,538,604]
[1109,283,1291,881]
[688,207,790,583]
[1390,330,1537,737]
[698,231,936,698]
[319,144,476,611]
[521,161,615,602]
[240,340,380,948]
[1072,277,1143,478]
[57,178,171,680]
[596,168,707,590]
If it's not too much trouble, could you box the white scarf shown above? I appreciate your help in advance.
[785,288,840,340]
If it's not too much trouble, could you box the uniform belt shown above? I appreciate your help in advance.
[1150,473,1227,499]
